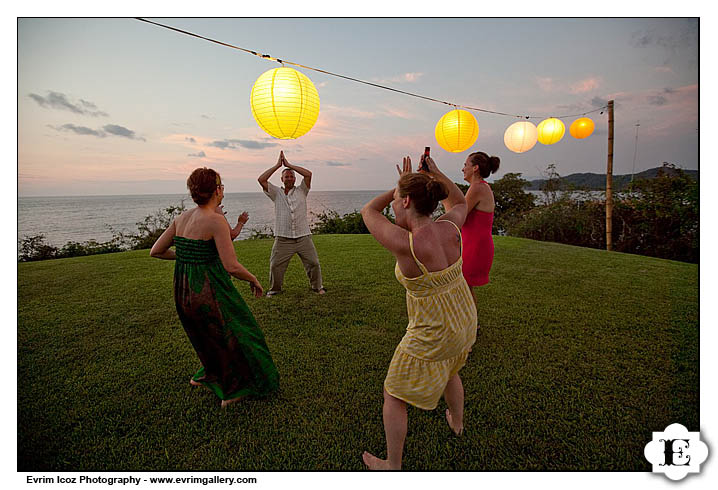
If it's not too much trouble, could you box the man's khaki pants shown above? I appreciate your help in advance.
[268,235,323,293]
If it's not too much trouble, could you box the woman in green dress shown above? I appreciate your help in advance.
[151,167,279,407]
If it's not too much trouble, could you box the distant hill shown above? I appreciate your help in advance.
[525,165,698,191]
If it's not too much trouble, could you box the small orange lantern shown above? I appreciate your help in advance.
[569,117,595,139]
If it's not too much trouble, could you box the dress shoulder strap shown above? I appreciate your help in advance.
[407,232,429,275]
[436,219,463,254]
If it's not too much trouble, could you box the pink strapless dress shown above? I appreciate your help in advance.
[461,208,494,287]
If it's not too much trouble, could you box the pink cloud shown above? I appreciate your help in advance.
[372,72,424,84]
[570,77,601,94]
[536,77,556,92]
[322,104,376,119]
[382,107,415,119]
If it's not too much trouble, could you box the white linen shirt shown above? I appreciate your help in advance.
[263,179,312,238]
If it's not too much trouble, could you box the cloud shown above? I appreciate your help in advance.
[201,114,211,119]
[206,139,279,150]
[591,97,609,108]
[372,72,424,84]
[231,139,279,149]
[207,140,232,150]
[323,104,376,119]
[536,77,556,92]
[49,123,145,141]
[50,123,105,137]
[188,151,206,158]
[646,87,680,106]
[647,95,668,106]
[570,77,601,94]
[102,124,146,141]
[28,91,108,117]
[382,107,414,119]
[326,161,351,167]
[630,23,697,51]
[630,22,698,65]
[538,76,602,95]
[185,136,197,143]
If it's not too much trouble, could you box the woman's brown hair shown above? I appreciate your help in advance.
[397,173,449,216]
[468,152,500,178]
[187,167,221,205]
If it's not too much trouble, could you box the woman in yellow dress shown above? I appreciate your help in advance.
[360,155,477,470]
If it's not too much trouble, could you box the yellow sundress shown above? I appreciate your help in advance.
[384,220,478,410]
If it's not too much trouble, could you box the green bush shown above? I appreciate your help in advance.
[511,196,605,248]
[492,172,536,234]
[247,226,275,240]
[615,164,698,262]
[510,164,698,263]
[18,234,59,262]
[312,206,394,234]
[111,202,186,250]
[18,201,187,262]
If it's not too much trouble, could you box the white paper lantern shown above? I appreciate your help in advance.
[504,121,538,153]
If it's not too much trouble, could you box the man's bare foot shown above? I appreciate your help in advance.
[221,396,245,408]
[362,451,399,470]
[446,409,464,436]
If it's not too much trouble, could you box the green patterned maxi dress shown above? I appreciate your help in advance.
[173,236,279,401]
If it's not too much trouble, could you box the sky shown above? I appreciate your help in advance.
[17,17,699,196]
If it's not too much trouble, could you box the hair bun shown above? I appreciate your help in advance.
[490,156,501,174]
[426,179,449,202]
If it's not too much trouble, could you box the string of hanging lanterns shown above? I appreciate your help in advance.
[137,18,605,154]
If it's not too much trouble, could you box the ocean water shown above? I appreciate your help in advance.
[18,190,383,248]
[18,188,607,249]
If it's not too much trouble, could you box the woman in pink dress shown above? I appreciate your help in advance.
[446,152,500,299]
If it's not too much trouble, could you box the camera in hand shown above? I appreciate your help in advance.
[420,147,430,171]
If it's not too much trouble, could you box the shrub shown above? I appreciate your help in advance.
[615,164,698,262]
[492,173,536,234]
[511,196,605,248]
[18,235,59,262]
[510,163,698,263]
[313,206,394,235]
[247,226,275,240]
[112,202,186,250]
[19,201,187,261]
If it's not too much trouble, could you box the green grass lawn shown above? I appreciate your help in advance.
[17,235,698,471]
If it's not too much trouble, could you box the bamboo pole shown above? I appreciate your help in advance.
[606,100,615,251]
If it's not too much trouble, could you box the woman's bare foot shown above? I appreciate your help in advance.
[189,378,202,387]
[446,409,464,436]
[221,396,245,408]
[362,451,399,470]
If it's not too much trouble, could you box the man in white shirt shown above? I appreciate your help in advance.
[258,151,326,296]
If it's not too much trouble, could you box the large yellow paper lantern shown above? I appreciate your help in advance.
[435,109,479,153]
[504,121,538,153]
[569,117,595,139]
[250,67,320,139]
[537,117,565,145]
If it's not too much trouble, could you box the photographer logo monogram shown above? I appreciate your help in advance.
[644,423,709,481]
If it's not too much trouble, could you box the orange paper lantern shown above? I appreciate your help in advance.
[569,117,595,139]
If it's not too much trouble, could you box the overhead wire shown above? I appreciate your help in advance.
[135,18,608,120]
